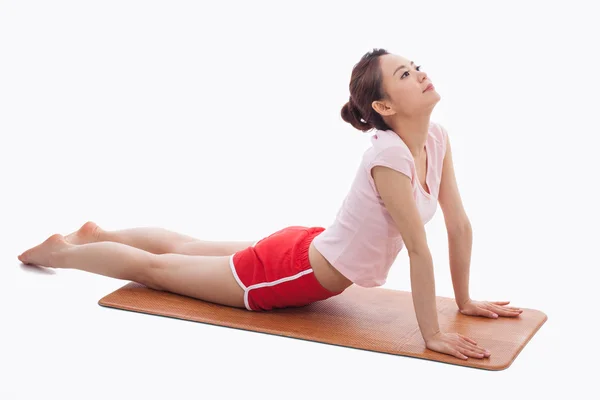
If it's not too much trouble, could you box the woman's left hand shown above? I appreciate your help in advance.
[458,299,523,318]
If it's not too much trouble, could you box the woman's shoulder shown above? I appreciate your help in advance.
[369,129,410,154]
[429,121,446,146]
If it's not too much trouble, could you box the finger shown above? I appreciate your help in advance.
[479,308,498,318]
[489,304,522,316]
[493,301,510,305]
[459,334,477,345]
[459,346,487,358]
[454,350,468,360]
[460,338,487,351]
[499,310,523,317]
[461,339,486,351]
[489,304,510,311]
[462,341,490,355]
[489,307,523,315]
[490,303,520,310]
[490,305,522,315]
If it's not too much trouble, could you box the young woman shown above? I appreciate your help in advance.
[18,48,522,361]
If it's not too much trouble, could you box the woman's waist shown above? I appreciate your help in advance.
[308,241,353,293]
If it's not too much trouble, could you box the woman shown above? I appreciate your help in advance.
[18,48,522,361]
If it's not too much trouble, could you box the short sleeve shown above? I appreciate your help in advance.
[367,146,414,192]
[437,123,449,154]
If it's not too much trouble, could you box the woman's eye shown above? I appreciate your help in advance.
[402,65,422,78]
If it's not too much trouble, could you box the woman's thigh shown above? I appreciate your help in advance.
[175,240,256,257]
[147,253,246,309]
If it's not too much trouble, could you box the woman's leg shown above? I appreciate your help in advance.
[18,233,246,308]
[66,221,255,256]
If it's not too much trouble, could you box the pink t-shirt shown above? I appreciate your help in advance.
[312,121,448,287]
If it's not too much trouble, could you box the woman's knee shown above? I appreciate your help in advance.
[135,255,167,291]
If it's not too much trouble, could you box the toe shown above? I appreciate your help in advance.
[18,252,29,264]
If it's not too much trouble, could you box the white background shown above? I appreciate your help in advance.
[1,0,598,398]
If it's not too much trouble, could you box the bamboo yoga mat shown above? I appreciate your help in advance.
[99,282,547,370]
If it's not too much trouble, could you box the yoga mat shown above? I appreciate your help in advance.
[99,282,547,370]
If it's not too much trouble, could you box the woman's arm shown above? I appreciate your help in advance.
[372,163,441,343]
[448,225,473,307]
[372,144,486,358]
[437,130,473,307]
[409,250,442,342]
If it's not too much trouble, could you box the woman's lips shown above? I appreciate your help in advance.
[424,84,434,92]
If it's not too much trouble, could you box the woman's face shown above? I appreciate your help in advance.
[373,54,440,118]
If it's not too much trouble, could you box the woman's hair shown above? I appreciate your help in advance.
[341,48,392,132]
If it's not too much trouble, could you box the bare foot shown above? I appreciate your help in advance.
[65,221,102,245]
[18,233,71,268]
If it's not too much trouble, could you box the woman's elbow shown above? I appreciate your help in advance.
[446,220,471,236]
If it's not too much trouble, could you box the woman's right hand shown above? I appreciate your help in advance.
[425,331,491,360]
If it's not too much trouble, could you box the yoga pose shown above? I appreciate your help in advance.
[18,48,522,361]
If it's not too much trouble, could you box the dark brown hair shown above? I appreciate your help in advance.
[341,48,392,132]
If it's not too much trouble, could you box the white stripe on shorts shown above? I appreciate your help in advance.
[228,253,314,311]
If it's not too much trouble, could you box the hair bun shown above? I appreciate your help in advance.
[341,48,391,132]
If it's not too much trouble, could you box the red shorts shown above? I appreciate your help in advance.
[229,226,344,311]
